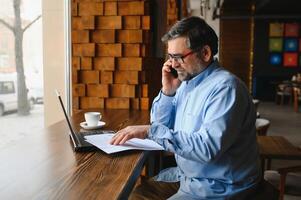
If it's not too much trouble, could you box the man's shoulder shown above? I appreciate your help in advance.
[211,67,239,85]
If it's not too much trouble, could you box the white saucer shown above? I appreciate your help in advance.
[80,121,106,130]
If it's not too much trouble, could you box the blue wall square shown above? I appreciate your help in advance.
[270,53,282,65]
[284,38,298,51]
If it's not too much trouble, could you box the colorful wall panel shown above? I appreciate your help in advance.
[269,22,301,68]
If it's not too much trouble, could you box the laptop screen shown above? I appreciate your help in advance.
[55,90,83,149]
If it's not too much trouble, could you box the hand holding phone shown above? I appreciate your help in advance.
[162,61,181,96]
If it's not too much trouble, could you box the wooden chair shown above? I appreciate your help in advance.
[256,118,270,136]
[278,165,301,200]
[130,177,279,200]
[253,99,261,118]
[265,166,301,200]
[293,87,301,112]
[253,99,260,111]
[275,84,293,105]
[259,137,301,200]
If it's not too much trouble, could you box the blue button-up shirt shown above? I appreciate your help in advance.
[148,60,261,199]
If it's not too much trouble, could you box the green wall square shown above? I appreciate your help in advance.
[269,38,283,52]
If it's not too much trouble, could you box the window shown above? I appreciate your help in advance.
[0,81,15,94]
[0,54,9,68]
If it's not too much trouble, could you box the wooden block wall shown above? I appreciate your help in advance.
[167,0,178,28]
[72,0,162,111]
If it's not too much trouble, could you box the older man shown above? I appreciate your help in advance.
[111,16,261,199]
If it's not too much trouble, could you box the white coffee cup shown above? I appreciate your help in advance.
[84,112,101,126]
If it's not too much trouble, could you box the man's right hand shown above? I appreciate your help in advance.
[162,60,182,96]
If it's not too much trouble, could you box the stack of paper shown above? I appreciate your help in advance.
[84,134,164,154]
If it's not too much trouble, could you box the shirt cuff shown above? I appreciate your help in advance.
[157,90,175,104]
[148,122,174,148]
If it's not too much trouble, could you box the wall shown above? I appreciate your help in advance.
[42,0,66,126]
[71,0,162,113]
[220,19,252,88]
[253,19,301,100]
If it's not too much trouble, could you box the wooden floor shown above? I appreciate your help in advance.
[258,101,301,200]
[259,101,301,146]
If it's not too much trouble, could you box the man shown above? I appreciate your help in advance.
[111,16,261,199]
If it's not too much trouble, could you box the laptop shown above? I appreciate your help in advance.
[55,90,114,152]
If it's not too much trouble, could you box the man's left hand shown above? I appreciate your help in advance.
[110,125,150,145]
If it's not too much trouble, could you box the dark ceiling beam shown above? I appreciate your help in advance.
[255,0,271,12]
[217,15,301,20]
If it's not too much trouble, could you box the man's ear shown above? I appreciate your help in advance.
[201,45,212,62]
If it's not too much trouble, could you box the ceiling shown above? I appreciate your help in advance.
[217,0,301,19]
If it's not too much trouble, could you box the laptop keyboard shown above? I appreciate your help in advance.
[80,130,115,136]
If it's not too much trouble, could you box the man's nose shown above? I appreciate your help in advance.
[171,59,180,68]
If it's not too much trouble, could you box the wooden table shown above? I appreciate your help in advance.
[0,109,150,200]
[257,136,301,170]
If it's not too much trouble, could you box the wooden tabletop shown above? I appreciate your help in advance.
[257,136,301,160]
[0,109,150,200]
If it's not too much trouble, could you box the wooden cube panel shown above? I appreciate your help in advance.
[114,71,139,84]
[141,44,150,57]
[111,84,135,98]
[94,57,115,70]
[72,70,78,84]
[73,84,85,97]
[72,30,89,43]
[117,57,142,71]
[72,16,95,30]
[72,3,78,16]
[80,70,99,84]
[73,43,95,57]
[92,30,115,43]
[97,44,122,57]
[123,16,141,29]
[101,71,113,84]
[142,16,150,30]
[104,2,117,16]
[79,2,103,16]
[141,84,148,97]
[140,98,149,110]
[130,98,140,110]
[72,57,80,70]
[80,97,104,109]
[143,30,151,44]
[118,1,144,15]
[106,98,130,109]
[96,16,122,29]
[87,84,109,97]
[72,0,154,111]
[123,44,140,57]
[81,57,92,70]
[117,30,143,43]
[72,97,79,110]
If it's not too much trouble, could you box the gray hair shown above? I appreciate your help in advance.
[161,16,218,56]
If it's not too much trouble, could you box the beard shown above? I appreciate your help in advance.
[177,63,204,81]
[177,71,194,81]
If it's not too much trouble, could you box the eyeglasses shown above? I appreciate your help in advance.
[167,51,195,64]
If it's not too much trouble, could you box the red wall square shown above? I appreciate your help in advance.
[284,23,299,37]
[283,53,298,67]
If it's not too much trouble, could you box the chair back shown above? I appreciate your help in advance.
[252,99,260,112]
[256,118,270,136]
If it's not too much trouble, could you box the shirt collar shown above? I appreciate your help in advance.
[185,59,220,88]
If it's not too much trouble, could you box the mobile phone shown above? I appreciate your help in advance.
[170,67,178,78]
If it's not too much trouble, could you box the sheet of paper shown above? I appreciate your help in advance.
[84,134,164,154]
